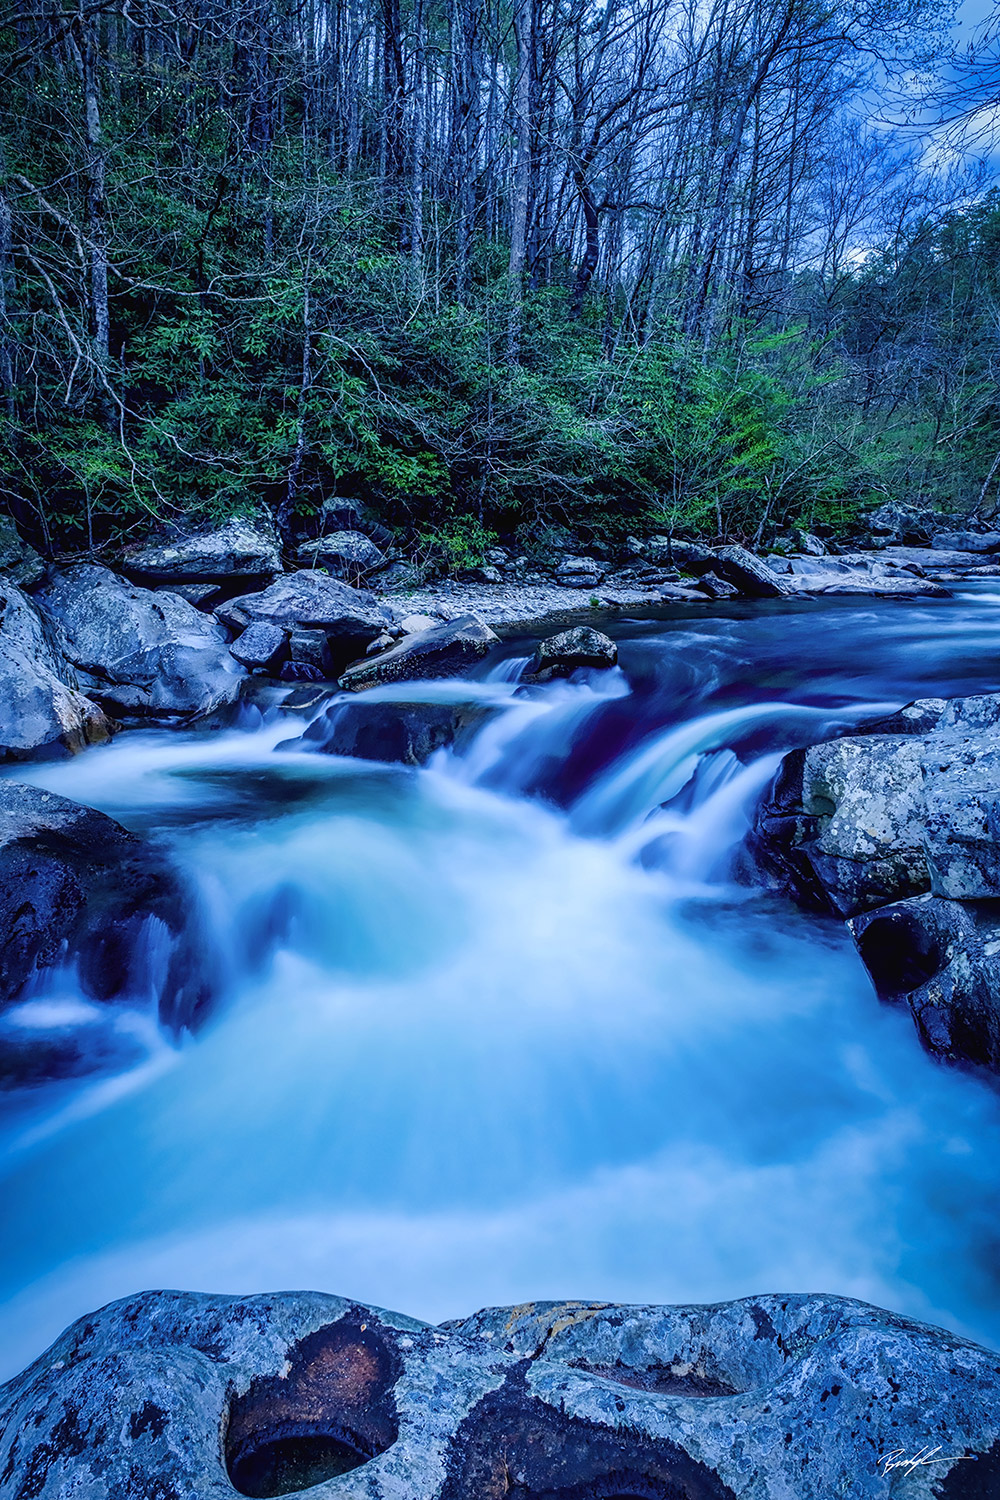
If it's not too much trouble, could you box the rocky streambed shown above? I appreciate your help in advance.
[6,519,1000,1495]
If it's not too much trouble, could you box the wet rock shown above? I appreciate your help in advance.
[712,545,793,598]
[850,894,1000,1073]
[297,530,387,581]
[755,692,1000,917]
[38,564,245,720]
[0,580,112,759]
[529,626,618,680]
[754,735,934,916]
[122,517,281,583]
[1,1289,997,1499]
[217,571,389,672]
[339,616,499,691]
[295,696,496,766]
[230,623,288,672]
[0,516,45,587]
[0,782,212,1075]
[697,571,740,601]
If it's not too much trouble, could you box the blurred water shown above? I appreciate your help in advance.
[4,590,1000,1379]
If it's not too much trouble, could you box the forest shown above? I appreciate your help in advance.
[2,0,999,565]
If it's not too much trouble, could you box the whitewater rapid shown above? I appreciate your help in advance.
[3,592,1000,1379]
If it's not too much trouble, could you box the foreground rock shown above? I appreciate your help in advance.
[339,615,499,691]
[0,580,112,758]
[294,695,497,766]
[850,895,1000,1073]
[754,693,1000,918]
[0,783,212,1081]
[1,1288,995,1499]
[38,565,245,719]
[529,625,617,679]
[122,516,281,584]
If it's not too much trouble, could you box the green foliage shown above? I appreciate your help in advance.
[4,28,999,556]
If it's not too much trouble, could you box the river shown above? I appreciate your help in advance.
[3,588,1000,1381]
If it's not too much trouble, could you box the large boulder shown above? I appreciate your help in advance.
[931,531,1000,553]
[294,696,496,766]
[554,555,604,587]
[297,530,387,581]
[122,517,281,584]
[1,1288,996,1499]
[529,626,617,680]
[0,579,112,759]
[754,692,1000,917]
[850,894,1000,1073]
[0,782,213,1082]
[711,545,793,598]
[339,616,499,691]
[218,571,390,675]
[38,565,245,720]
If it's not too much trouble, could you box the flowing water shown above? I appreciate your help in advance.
[4,588,1000,1380]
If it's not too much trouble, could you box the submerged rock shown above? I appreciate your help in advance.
[529,625,617,679]
[850,894,1000,1073]
[0,579,112,759]
[339,616,499,691]
[0,782,212,1081]
[122,517,281,583]
[38,564,245,719]
[0,1288,996,1499]
[296,696,496,766]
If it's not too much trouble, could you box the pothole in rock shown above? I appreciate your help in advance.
[225,1315,401,1498]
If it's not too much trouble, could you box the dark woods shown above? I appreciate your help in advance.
[1,0,999,562]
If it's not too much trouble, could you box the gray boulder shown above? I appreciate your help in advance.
[931,531,1000,553]
[0,516,45,587]
[294,696,496,765]
[554,555,604,587]
[755,692,1000,917]
[0,782,212,1081]
[298,530,387,580]
[122,516,281,583]
[229,622,288,672]
[38,565,245,719]
[217,571,389,672]
[530,626,618,680]
[850,895,1000,1073]
[339,616,499,692]
[697,571,741,600]
[712,545,792,598]
[0,579,112,759]
[1,1288,996,1499]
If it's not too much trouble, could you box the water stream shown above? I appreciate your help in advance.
[4,589,1000,1379]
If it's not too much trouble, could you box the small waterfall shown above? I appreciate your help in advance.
[569,702,822,838]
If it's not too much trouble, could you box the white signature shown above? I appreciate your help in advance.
[877,1445,975,1477]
